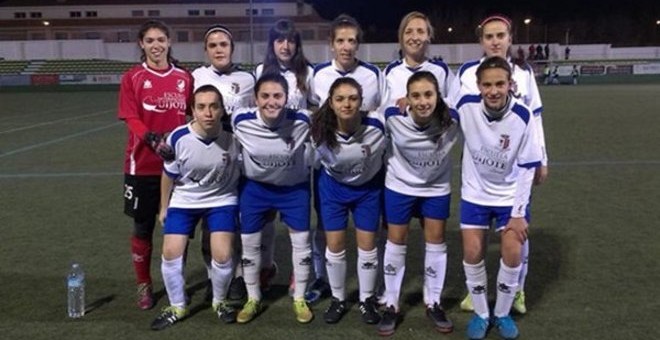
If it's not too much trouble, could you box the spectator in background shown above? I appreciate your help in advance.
[565,46,571,60]
[544,44,550,60]
[528,44,534,60]
[517,46,525,61]
[571,65,579,85]
[535,44,543,60]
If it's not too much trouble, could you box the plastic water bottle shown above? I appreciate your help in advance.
[67,263,85,318]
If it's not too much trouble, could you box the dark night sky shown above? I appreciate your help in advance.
[305,0,660,46]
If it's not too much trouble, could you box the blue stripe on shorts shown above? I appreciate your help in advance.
[459,199,531,230]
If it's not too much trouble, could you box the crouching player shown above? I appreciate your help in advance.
[151,85,241,330]
[451,56,542,340]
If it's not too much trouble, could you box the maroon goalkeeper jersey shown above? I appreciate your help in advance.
[118,63,192,175]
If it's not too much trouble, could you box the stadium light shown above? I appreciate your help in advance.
[42,21,50,26]
[524,18,532,43]
[447,27,453,33]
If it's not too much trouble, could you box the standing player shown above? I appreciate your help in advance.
[307,13,387,303]
[452,56,542,340]
[232,73,314,324]
[191,24,255,301]
[118,20,192,310]
[449,14,549,314]
[311,78,385,325]
[254,19,314,294]
[151,85,240,330]
[384,11,454,106]
[255,18,313,110]
[377,71,458,336]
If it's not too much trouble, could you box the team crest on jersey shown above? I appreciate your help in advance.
[231,82,240,94]
[510,78,521,98]
[361,145,372,158]
[143,79,152,89]
[176,79,186,93]
[284,137,295,151]
[499,134,510,150]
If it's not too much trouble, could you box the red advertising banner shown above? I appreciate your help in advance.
[30,74,59,85]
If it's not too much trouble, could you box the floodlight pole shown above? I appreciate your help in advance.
[249,0,254,66]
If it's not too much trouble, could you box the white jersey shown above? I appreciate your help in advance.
[451,94,542,207]
[449,57,547,165]
[191,65,255,115]
[315,111,386,186]
[384,58,454,105]
[384,106,459,197]
[164,123,240,209]
[311,59,386,111]
[254,63,314,110]
[232,107,311,186]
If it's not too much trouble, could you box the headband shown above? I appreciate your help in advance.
[204,25,233,42]
[479,15,512,29]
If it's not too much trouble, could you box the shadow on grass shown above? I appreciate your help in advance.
[85,294,115,315]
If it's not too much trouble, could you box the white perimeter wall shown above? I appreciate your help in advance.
[1,40,659,64]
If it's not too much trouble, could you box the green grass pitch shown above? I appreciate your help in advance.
[0,84,659,339]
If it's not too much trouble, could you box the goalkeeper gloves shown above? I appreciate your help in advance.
[144,131,175,162]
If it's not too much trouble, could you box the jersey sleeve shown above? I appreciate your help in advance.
[118,72,137,120]
[118,72,148,138]
[526,71,548,165]
[517,117,543,169]
[162,133,180,178]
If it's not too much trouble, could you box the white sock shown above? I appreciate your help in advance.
[261,221,276,269]
[423,242,447,307]
[325,248,347,301]
[463,260,489,319]
[241,232,262,301]
[518,239,529,291]
[161,255,186,308]
[357,247,378,302]
[211,259,233,304]
[233,235,244,278]
[494,259,521,317]
[382,240,406,310]
[290,230,311,299]
[312,228,327,280]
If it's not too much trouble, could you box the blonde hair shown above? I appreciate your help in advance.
[397,11,434,52]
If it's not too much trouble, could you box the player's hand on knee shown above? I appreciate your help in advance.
[503,218,528,244]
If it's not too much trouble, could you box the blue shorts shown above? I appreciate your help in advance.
[240,179,310,234]
[384,188,451,225]
[164,205,238,235]
[459,199,531,231]
[317,170,382,232]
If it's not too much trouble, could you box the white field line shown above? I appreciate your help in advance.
[0,121,121,159]
[0,108,115,135]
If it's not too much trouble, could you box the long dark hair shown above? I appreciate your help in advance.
[406,71,452,133]
[263,19,310,93]
[311,77,363,150]
[137,20,179,67]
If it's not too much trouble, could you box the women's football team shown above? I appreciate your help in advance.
[118,11,548,340]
